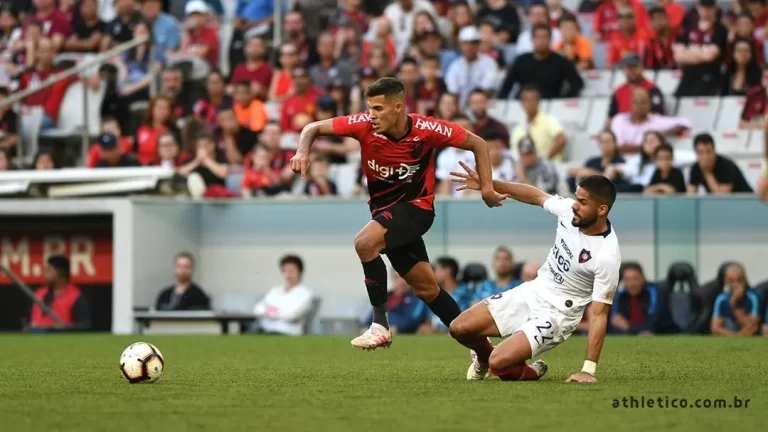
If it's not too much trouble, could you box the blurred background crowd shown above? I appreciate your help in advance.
[0,0,765,200]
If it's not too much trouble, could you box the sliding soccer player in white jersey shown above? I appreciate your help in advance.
[449,162,621,383]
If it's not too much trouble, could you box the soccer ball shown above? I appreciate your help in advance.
[119,342,165,384]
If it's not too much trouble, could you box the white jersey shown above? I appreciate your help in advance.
[534,195,622,316]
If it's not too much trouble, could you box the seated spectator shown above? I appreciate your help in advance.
[610,262,663,335]
[283,11,318,67]
[436,115,475,196]
[672,0,728,97]
[252,254,314,335]
[151,132,187,168]
[64,0,104,53]
[95,133,140,167]
[476,0,521,45]
[728,12,765,65]
[160,66,198,118]
[134,95,180,165]
[101,0,142,51]
[33,150,57,170]
[180,1,219,67]
[229,35,273,100]
[515,136,559,194]
[610,87,691,153]
[516,3,562,55]
[658,0,685,33]
[616,131,691,191]
[269,42,300,103]
[0,86,19,156]
[413,26,458,77]
[0,148,12,171]
[232,80,268,133]
[609,54,665,122]
[193,70,233,130]
[311,96,359,164]
[29,256,90,332]
[568,130,630,193]
[155,252,211,311]
[468,89,509,146]
[593,0,650,42]
[747,0,768,39]
[0,8,22,61]
[416,55,446,116]
[302,155,337,197]
[22,0,70,52]
[643,6,676,70]
[242,145,277,198]
[688,133,753,194]
[553,14,593,71]
[424,256,470,333]
[309,31,354,90]
[362,26,396,77]
[711,263,760,335]
[87,117,133,168]
[722,37,761,96]
[349,66,380,114]
[499,25,583,100]
[739,66,768,129]
[444,26,499,107]
[477,18,507,69]
[118,20,162,104]
[607,4,651,68]
[180,133,231,196]
[216,105,259,165]
[644,143,686,195]
[520,262,539,282]
[140,0,181,62]
[281,67,323,133]
[397,57,420,113]
[486,132,517,182]
[510,85,567,160]
[328,78,351,116]
[477,247,521,301]
[242,122,296,196]
[364,270,430,335]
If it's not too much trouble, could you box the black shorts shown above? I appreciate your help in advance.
[373,202,435,275]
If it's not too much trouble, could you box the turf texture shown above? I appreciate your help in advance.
[0,335,765,431]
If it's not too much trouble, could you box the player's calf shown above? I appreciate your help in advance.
[491,360,548,381]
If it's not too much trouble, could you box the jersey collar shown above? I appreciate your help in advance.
[383,115,413,142]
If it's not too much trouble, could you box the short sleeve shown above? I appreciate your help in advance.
[331,114,370,140]
[747,291,760,316]
[712,294,727,318]
[688,164,703,186]
[542,195,575,218]
[545,115,564,138]
[592,254,621,305]
[435,150,453,180]
[422,117,467,149]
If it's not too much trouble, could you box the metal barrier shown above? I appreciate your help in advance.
[1,36,149,164]
[0,263,65,328]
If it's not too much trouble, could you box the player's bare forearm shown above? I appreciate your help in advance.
[461,131,494,194]
[585,302,610,363]
[491,180,551,207]
[297,119,335,156]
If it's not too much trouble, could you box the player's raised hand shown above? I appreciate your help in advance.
[450,161,480,191]
[565,372,597,384]
[290,152,310,179]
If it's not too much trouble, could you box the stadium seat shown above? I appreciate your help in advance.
[329,162,360,197]
[577,13,594,39]
[264,101,281,120]
[564,129,597,164]
[303,297,323,335]
[665,262,709,334]
[611,70,656,90]
[503,100,527,128]
[732,156,765,189]
[677,97,721,133]
[592,42,608,69]
[548,98,591,129]
[585,97,610,137]
[487,99,508,123]
[460,263,488,287]
[655,70,682,96]
[715,96,746,131]
[715,130,751,156]
[19,105,44,165]
[580,70,613,97]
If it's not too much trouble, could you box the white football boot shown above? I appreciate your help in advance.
[351,323,392,350]
[528,359,549,379]
[466,350,490,380]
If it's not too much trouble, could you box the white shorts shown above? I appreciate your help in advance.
[483,281,581,358]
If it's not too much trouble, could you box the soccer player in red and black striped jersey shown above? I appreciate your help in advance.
[291,78,506,351]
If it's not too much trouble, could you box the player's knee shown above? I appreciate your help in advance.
[488,350,511,371]
[448,317,471,340]
[353,231,379,260]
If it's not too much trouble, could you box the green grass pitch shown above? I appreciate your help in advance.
[0,335,765,431]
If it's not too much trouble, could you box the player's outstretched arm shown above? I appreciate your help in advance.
[291,119,336,178]
[451,161,551,207]
[565,301,610,384]
[458,131,508,207]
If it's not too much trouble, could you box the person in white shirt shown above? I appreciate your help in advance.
[516,3,562,55]
[444,26,499,108]
[252,255,315,335]
[449,165,621,384]
[384,0,438,61]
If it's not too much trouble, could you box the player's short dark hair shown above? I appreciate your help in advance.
[364,77,406,99]
[47,255,70,280]
[531,24,552,37]
[435,256,459,279]
[174,251,195,267]
[280,254,304,274]
[693,133,715,149]
[578,175,617,209]
[654,142,674,157]
[520,84,540,96]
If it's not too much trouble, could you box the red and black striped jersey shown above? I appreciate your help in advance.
[331,113,467,215]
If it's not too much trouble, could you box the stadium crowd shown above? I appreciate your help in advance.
[0,0,765,201]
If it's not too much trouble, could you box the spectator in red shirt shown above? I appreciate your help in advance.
[729,12,766,65]
[241,145,277,198]
[0,86,19,156]
[658,0,685,33]
[243,121,296,193]
[280,67,322,133]
[607,5,651,68]
[29,256,90,332]
[397,57,420,114]
[747,0,768,39]
[643,7,676,70]
[95,132,141,167]
[416,56,446,116]
[194,70,233,130]
[739,66,768,129]
[303,155,338,197]
[329,0,369,34]
[609,53,666,120]
[229,35,273,100]
[86,117,134,168]
[23,0,71,51]
[269,42,300,103]
[283,11,318,67]
[593,0,650,41]
[134,95,180,165]
[151,132,188,168]
[181,0,219,67]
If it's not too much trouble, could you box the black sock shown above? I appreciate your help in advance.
[362,256,389,329]
[427,288,462,328]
